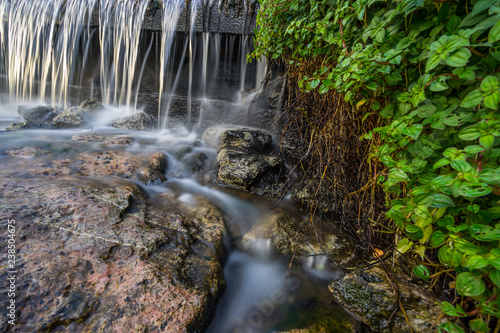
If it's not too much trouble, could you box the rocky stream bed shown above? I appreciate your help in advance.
[0,102,459,332]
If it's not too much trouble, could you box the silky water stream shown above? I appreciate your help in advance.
[0,111,360,332]
[0,0,361,331]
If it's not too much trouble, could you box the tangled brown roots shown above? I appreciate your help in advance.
[277,68,387,247]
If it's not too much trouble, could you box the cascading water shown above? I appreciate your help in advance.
[98,0,150,109]
[0,1,362,331]
[255,55,267,92]
[44,0,97,108]
[158,0,184,130]
[3,0,64,102]
[0,0,96,107]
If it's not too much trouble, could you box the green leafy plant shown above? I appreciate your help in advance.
[252,0,500,330]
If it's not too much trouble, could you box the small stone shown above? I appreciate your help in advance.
[17,105,59,123]
[111,112,153,131]
[5,121,56,131]
[202,125,273,152]
[53,107,91,128]
[71,134,134,145]
[328,266,462,332]
[79,98,104,119]
[217,148,282,189]
[181,152,208,171]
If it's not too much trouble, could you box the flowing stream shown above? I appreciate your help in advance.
[0,0,359,331]
[0,115,358,332]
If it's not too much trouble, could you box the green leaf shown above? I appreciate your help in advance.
[489,20,500,43]
[490,269,500,288]
[472,0,497,15]
[388,168,410,182]
[484,91,500,110]
[469,318,491,332]
[430,175,454,186]
[446,48,471,67]
[447,15,461,32]
[440,301,467,317]
[461,89,484,108]
[450,160,472,172]
[413,265,430,281]
[480,134,495,149]
[430,80,449,92]
[458,125,481,140]
[439,245,462,267]
[456,272,485,296]
[401,124,423,140]
[397,238,414,254]
[426,53,441,72]
[431,193,455,207]
[438,322,465,333]
[433,158,451,169]
[319,84,329,94]
[464,145,485,154]
[431,230,448,247]
[468,255,489,270]
[310,79,321,89]
[481,76,499,92]
[470,224,500,241]
[415,205,430,218]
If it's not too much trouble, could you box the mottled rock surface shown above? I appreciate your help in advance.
[329,266,459,332]
[0,176,226,332]
[53,107,91,128]
[112,112,154,130]
[202,125,273,152]
[71,134,134,145]
[271,211,356,266]
[79,98,104,119]
[17,105,59,123]
[5,121,56,131]
[3,149,168,185]
[217,148,282,189]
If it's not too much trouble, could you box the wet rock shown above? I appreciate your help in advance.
[112,112,154,130]
[71,134,134,145]
[17,105,59,122]
[5,121,56,131]
[328,266,459,332]
[79,98,104,119]
[136,152,168,185]
[4,150,168,185]
[181,151,209,172]
[272,213,356,266]
[53,107,91,128]
[217,147,282,189]
[202,125,273,152]
[275,302,358,333]
[5,146,50,157]
[0,177,226,332]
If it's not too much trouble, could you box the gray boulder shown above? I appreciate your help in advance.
[112,112,153,130]
[6,121,56,131]
[217,148,282,189]
[17,105,59,123]
[53,107,91,128]
[329,266,462,332]
[79,98,104,119]
[272,213,356,266]
[202,125,273,152]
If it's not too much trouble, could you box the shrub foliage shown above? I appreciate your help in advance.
[252,0,500,331]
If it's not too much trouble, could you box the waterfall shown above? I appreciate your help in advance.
[0,0,95,106]
[98,0,149,110]
[255,56,267,92]
[158,0,184,130]
[45,0,98,108]
[0,0,263,132]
